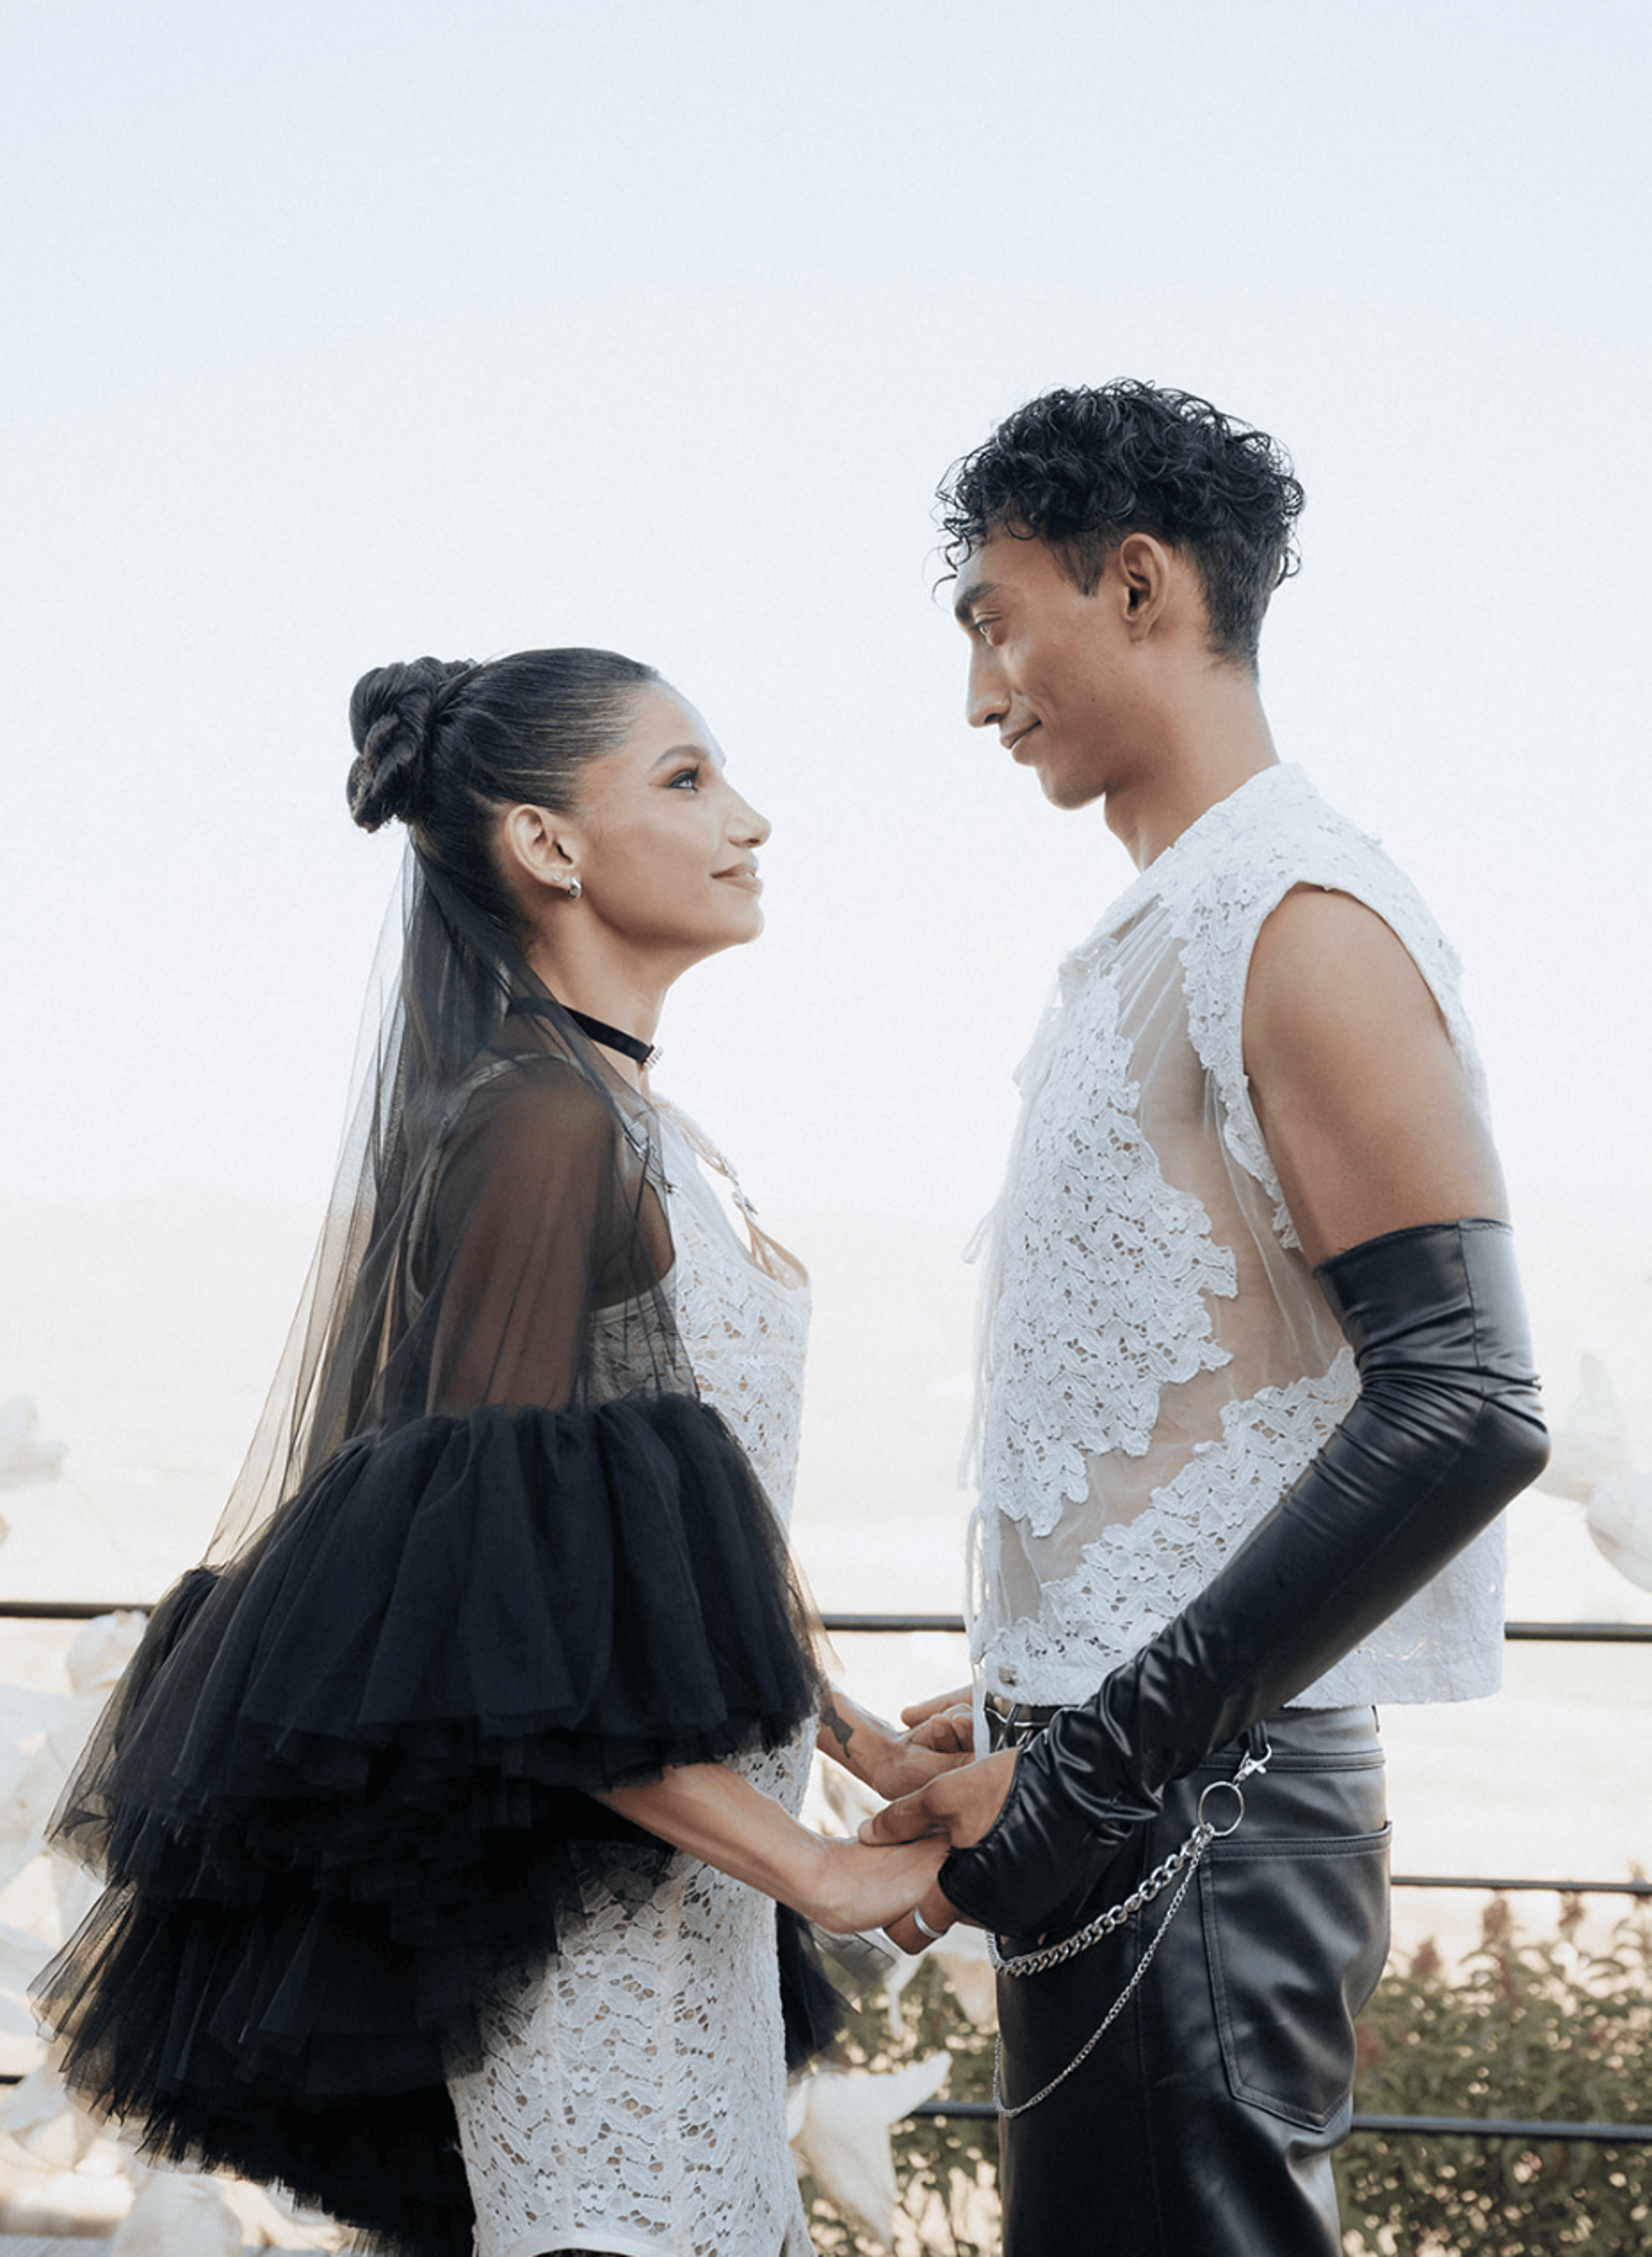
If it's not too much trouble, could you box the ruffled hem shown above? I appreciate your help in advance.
[36,1391,822,2257]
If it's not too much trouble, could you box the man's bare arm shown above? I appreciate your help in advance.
[1243,885,1506,1264]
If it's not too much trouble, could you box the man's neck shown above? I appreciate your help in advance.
[1105,672,1280,871]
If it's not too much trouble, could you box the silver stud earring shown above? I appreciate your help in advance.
[564,877,582,901]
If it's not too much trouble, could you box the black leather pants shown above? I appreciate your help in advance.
[990,1706,1388,2257]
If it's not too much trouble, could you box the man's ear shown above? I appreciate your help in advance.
[1112,532,1177,640]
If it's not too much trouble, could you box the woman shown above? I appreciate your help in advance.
[36,650,950,2257]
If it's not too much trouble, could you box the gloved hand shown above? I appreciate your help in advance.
[940,1218,1549,1937]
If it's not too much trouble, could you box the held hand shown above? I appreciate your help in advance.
[900,1684,972,1729]
[873,1717,977,1798]
[902,1705,975,1760]
[888,1685,975,1774]
[857,1748,1018,1850]
[897,1697,975,1760]
[882,1877,965,1956]
[817,1685,975,1799]
[804,1834,948,1935]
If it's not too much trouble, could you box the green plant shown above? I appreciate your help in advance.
[1338,1892,1652,2255]
[804,1894,1651,2255]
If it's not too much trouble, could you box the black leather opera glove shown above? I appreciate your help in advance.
[940,1218,1550,1938]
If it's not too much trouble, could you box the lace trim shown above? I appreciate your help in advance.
[662,1119,810,1517]
[981,968,1236,1537]
[979,1347,1506,1709]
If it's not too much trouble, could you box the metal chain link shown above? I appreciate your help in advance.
[987,1816,1211,1978]
[986,1743,1270,2117]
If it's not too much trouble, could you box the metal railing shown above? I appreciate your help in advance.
[817,1610,1652,1645]
[902,2101,1652,2141]
[4,1600,1649,2148]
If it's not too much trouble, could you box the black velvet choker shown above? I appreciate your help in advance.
[510,995,658,1070]
[567,1007,659,1070]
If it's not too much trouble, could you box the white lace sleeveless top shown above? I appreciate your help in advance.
[968,764,1505,1711]
[447,1103,815,2257]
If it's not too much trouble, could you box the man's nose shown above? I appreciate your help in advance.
[966,649,1008,732]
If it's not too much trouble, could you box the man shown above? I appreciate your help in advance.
[867,383,1548,2254]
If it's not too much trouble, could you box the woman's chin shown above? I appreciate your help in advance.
[669,906,766,974]
[713,899,766,947]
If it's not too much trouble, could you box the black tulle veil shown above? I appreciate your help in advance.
[206,847,682,1563]
[35,843,827,2257]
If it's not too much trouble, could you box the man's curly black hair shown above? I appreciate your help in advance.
[938,381,1305,670]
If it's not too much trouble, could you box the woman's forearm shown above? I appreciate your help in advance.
[595,1763,945,1933]
[816,1687,893,1790]
[599,1764,830,1909]
[817,1683,976,1798]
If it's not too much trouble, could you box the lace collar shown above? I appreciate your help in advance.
[1066,763,1313,968]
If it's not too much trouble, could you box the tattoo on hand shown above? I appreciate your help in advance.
[821,1699,854,1756]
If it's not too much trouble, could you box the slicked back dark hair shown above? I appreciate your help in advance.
[938,381,1305,669]
[346,649,660,934]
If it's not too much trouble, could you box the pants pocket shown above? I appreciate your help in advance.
[1201,1819,1391,2131]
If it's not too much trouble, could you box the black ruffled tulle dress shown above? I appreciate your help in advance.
[34,858,835,2257]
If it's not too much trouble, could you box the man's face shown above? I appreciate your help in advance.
[952,527,1141,810]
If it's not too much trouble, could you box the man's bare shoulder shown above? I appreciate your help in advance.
[1242,885,1504,1265]
[1245,884,1446,1062]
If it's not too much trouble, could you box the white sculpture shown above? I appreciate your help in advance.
[1537,1355,1652,1592]
[925,1922,997,2027]
[108,2164,246,2257]
[0,1396,65,1493]
[788,2051,952,2248]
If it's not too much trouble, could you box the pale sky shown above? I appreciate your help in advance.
[4,3,1650,1448]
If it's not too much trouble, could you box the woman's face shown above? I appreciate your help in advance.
[566,682,771,963]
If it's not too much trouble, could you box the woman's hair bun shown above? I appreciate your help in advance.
[347,657,476,831]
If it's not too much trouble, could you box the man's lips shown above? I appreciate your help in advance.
[1003,723,1040,760]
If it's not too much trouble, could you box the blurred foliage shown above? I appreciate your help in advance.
[803,1893,1650,2254]
[799,1955,998,2256]
[1339,1891,1651,2255]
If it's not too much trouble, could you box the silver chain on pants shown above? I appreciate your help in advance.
[988,1741,1270,2117]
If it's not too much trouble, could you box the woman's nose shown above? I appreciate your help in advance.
[731,792,771,846]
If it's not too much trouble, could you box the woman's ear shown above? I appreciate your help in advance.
[496,804,583,902]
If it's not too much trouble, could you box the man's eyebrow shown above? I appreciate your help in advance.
[953,578,1001,626]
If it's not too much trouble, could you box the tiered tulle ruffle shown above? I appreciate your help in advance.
[36,1391,823,2257]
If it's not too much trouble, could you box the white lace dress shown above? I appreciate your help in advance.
[447,1102,814,2257]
